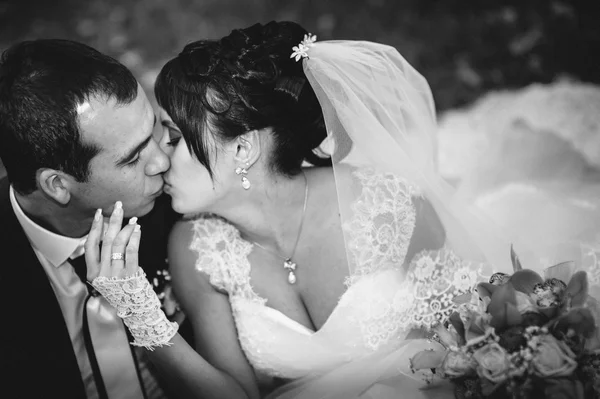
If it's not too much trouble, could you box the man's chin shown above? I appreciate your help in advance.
[129,199,158,218]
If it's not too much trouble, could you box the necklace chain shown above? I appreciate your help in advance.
[252,172,309,284]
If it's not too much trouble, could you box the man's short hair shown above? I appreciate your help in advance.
[0,39,138,194]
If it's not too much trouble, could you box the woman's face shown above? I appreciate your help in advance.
[158,108,238,215]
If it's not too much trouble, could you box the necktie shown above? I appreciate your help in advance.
[71,254,147,399]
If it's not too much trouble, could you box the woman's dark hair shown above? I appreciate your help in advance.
[0,39,138,194]
[154,21,330,177]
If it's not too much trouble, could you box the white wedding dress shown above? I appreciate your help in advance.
[187,168,485,399]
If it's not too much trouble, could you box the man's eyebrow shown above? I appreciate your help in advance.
[116,115,157,166]
[116,135,153,166]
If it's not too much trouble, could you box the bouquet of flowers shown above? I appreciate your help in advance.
[410,248,600,399]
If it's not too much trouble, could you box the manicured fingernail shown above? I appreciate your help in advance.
[129,217,138,225]
[115,201,122,210]
[94,209,102,221]
[134,224,141,232]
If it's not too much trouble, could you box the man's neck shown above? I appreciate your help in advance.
[14,190,92,238]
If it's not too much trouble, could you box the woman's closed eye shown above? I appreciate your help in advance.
[166,129,181,147]
[166,137,180,146]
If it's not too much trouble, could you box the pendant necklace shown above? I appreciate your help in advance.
[252,172,309,285]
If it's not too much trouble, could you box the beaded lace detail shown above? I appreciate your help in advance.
[339,247,489,351]
[190,215,265,305]
[92,270,179,350]
[344,168,420,285]
[396,248,489,328]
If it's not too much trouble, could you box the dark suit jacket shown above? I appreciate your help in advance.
[0,177,180,398]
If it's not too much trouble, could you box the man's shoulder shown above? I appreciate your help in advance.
[0,177,15,228]
[0,176,10,211]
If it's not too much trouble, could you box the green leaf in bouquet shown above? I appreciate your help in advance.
[508,269,544,295]
[564,271,589,309]
[510,244,523,271]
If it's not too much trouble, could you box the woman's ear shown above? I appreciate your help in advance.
[234,129,263,168]
[37,169,72,205]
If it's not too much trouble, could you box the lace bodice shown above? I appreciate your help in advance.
[344,168,420,284]
[188,169,475,380]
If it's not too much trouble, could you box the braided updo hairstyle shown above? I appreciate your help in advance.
[154,21,330,178]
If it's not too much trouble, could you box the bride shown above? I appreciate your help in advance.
[84,21,591,398]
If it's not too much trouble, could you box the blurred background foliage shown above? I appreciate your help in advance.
[1,0,599,177]
[1,0,598,112]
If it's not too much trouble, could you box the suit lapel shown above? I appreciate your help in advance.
[0,178,85,398]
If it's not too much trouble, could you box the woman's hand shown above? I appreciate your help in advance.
[84,200,141,282]
[84,201,179,350]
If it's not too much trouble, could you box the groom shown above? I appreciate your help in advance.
[0,39,181,398]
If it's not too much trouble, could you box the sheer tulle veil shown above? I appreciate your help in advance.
[303,40,538,274]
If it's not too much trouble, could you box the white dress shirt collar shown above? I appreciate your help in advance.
[9,185,86,267]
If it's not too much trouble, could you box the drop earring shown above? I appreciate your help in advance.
[235,164,251,190]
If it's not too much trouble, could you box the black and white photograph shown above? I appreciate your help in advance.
[1,1,599,398]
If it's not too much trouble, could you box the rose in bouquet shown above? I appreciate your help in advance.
[410,248,600,399]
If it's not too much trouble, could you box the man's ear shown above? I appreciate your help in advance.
[37,169,72,205]
[234,129,263,168]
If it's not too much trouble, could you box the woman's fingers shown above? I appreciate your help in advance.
[110,217,138,276]
[125,224,141,276]
[91,201,142,278]
[100,201,124,273]
[84,208,104,281]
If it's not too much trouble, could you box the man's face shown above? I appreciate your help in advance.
[72,84,169,218]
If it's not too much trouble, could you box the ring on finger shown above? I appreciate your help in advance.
[111,252,125,261]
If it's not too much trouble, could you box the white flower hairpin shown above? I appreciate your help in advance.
[290,33,317,62]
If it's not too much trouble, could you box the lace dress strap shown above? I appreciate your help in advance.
[188,214,264,304]
[344,168,421,284]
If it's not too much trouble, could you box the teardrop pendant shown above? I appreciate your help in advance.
[241,176,251,190]
[283,259,297,284]
[288,271,297,284]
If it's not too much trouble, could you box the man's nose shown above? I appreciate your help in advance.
[146,144,170,176]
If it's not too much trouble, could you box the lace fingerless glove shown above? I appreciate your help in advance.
[92,269,179,350]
